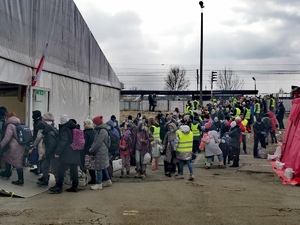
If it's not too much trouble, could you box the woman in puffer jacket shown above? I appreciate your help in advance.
[0,112,25,186]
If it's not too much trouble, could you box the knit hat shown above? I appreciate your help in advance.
[205,121,212,130]
[60,114,69,124]
[32,110,42,120]
[93,116,103,126]
[0,106,7,116]
[230,121,237,128]
[42,112,54,122]
[256,117,262,122]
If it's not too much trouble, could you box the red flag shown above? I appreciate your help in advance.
[32,43,48,86]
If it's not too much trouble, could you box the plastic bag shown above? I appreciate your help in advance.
[258,147,267,159]
[143,153,151,164]
[284,168,294,179]
[275,160,285,170]
[199,141,206,151]
[267,154,278,160]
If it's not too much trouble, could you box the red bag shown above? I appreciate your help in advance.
[199,141,206,151]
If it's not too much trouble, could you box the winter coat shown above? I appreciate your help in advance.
[90,124,110,170]
[205,130,223,157]
[163,123,177,163]
[262,116,272,132]
[229,125,241,149]
[276,103,285,120]
[55,120,80,165]
[120,130,132,156]
[33,129,46,158]
[42,124,58,159]
[83,128,95,155]
[253,122,267,138]
[0,116,25,168]
[267,111,277,132]
[132,121,150,155]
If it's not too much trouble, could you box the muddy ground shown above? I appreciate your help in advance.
[1,111,298,225]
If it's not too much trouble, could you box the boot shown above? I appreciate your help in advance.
[88,170,96,184]
[205,163,211,169]
[12,168,24,186]
[0,163,11,179]
[230,160,239,168]
[49,184,62,194]
[37,175,50,186]
[218,162,225,169]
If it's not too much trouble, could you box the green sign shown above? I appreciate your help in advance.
[36,90,44,95]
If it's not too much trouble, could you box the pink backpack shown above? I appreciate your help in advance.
[70,129,85,150]
[201,132,211,144]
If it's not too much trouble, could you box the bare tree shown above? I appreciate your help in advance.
[164,66,190,91]
[216,68,244,90]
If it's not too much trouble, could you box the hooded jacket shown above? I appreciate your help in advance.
[132,121,150,154]
[0,116,25,168]
[55,120,80,164]
[163,123,178,163]
[267,111,277,132]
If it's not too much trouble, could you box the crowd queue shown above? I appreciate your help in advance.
[0,94,286,194]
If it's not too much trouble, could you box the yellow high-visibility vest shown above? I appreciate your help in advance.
[255,103,260,114]
[191,124,200,137]
[232,108,241,119]
[270,98,275,107]
[176,130,193,153]
[151,125,161,141]
[244,107,251,120]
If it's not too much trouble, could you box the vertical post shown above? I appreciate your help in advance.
[196,69,199,91]
[199,1,204,106]
[211,71,213,100]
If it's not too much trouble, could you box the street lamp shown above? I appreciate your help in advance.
[252,77,256,96]
[199,1,204,106]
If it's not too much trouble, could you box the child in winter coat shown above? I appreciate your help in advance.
[219,134,231,165]
[119,130,132,177]
[150,138,162,171]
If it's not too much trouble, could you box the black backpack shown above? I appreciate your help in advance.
[14,124,33,145]
[98,128,119,155]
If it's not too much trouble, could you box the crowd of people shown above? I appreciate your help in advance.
[0,94,286,194]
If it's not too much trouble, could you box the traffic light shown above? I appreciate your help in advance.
[211,71,217,82]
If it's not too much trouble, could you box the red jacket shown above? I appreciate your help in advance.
[267,111,277,132]
[236,121,245,143]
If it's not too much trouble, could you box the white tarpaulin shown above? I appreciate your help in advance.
[0,0,120,89]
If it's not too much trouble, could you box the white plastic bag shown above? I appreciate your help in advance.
[275,160,285,170]
[267,154,278,160]
[274,145,281,158]
[112,159,122,171]
[143,153,151,164]
[284,168,294,179]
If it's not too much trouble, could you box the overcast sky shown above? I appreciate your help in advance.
[74,0,300,94]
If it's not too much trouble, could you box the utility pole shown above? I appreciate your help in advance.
[199,1,204,105]
[196,69,199,91]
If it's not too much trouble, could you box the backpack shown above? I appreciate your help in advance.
[98,128,119,155]
[201,132,211,144]
[14,124,33,145]
[70,128,85,150]
[107,130,119,155]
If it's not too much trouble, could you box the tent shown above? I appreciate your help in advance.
[271,98,300,185]
[0,0,121,126]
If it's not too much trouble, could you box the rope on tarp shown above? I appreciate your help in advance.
[0,188,14,198]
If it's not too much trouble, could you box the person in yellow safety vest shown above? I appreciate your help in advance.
[254,100,261,120]
[269,94,275,112]
[190,115,201,154]
[193,99,200,110]
[174,125,194,180]
[148,117,161,142]
[231,96,237,105]
[240,114,248,154]
[186,101,192,112]
[243,103,252,132]
[231,105,241,120]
